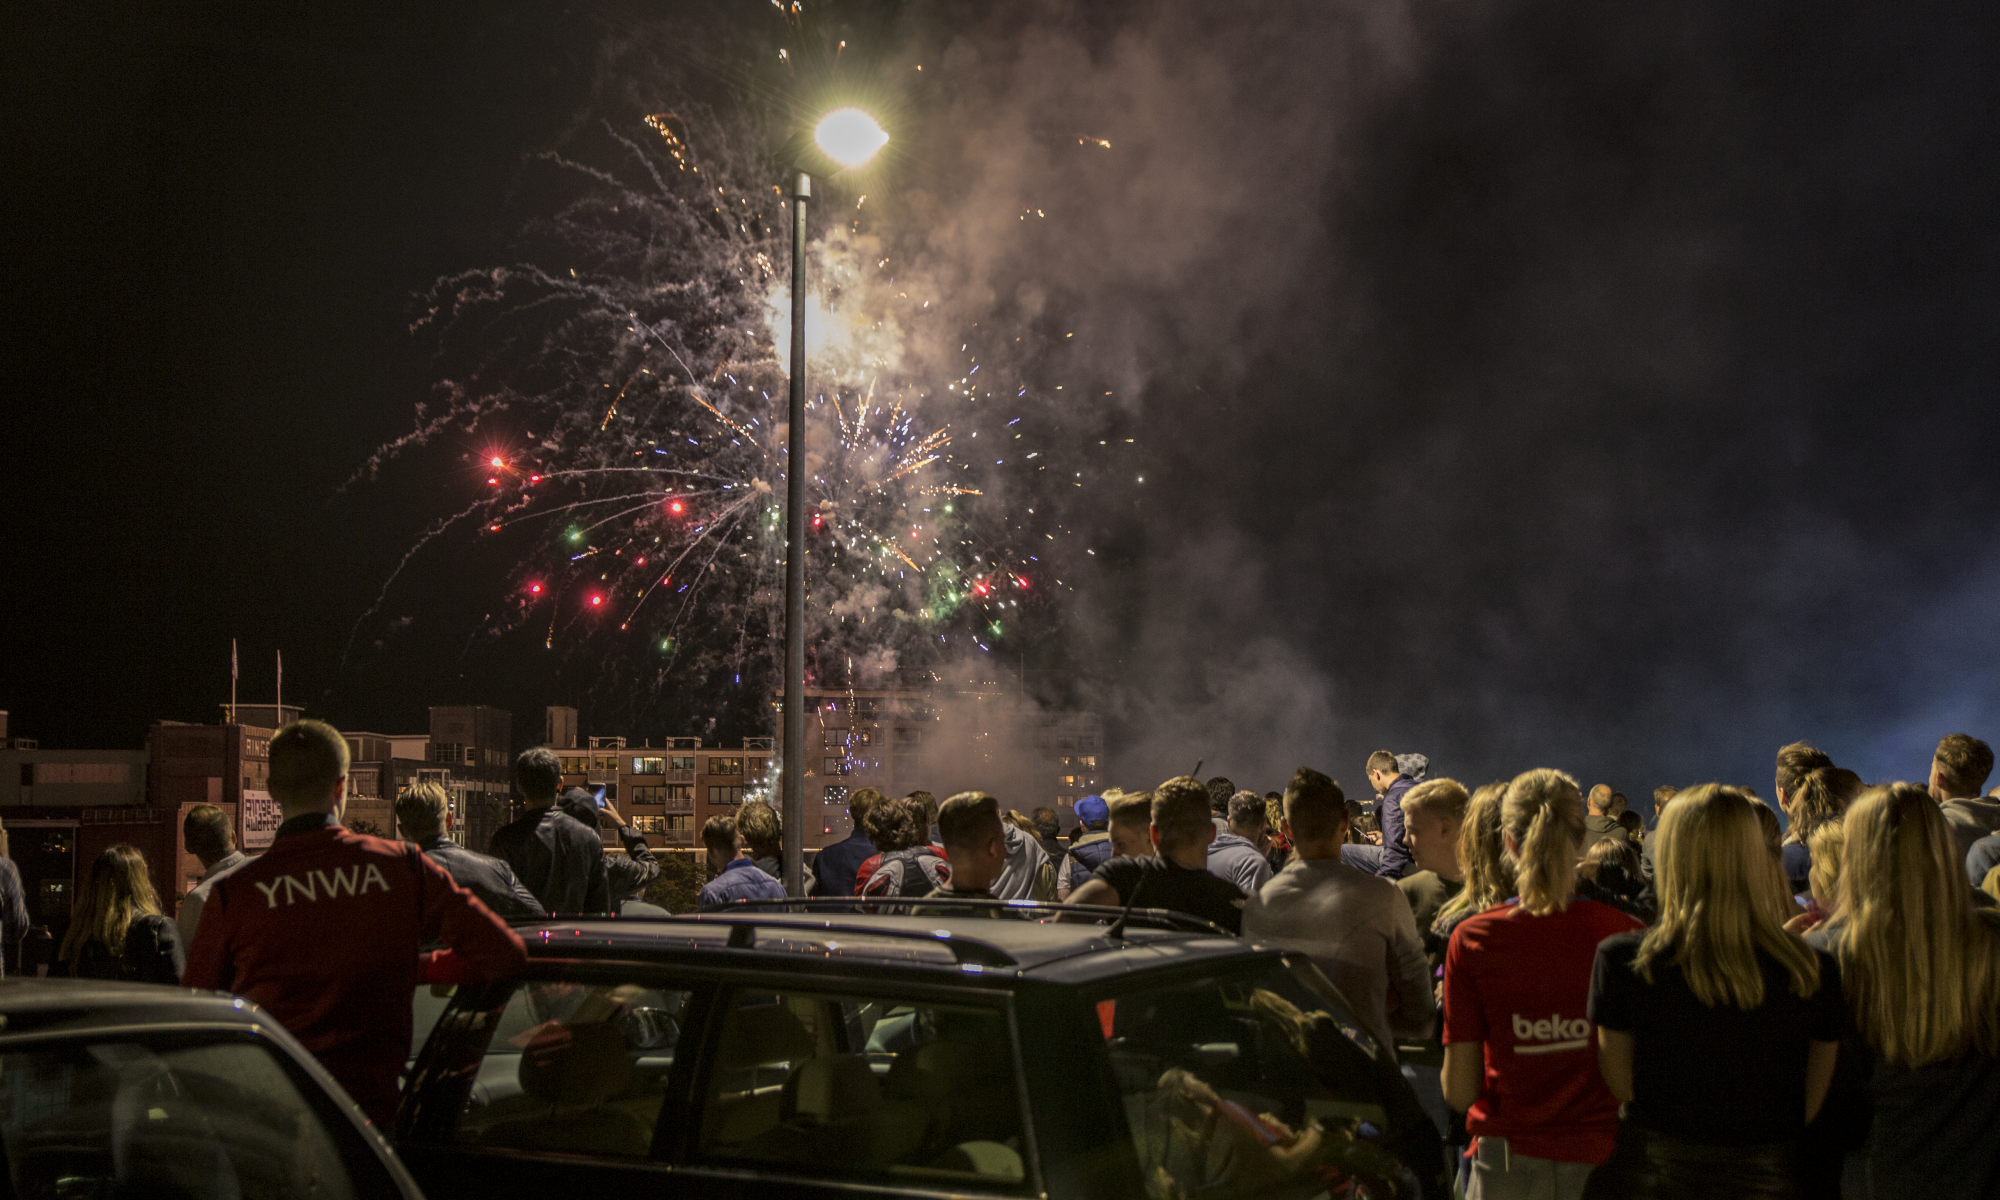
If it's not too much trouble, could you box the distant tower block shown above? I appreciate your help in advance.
[546,706,578,750]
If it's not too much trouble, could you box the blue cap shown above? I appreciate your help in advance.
[1075,794,1109,825]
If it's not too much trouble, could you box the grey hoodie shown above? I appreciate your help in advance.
[1942,795,2000,870]
[992,822,1057,902]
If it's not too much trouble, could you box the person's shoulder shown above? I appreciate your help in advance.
[334,828,419,860]
[1594,927,1645,961]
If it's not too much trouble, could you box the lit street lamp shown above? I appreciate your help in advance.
[781,107,887,895]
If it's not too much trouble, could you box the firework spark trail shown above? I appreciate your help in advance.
[341,498,490,666]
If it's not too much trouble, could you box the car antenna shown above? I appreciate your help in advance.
[1106,871,1147,940]
[1190,758,1203,778]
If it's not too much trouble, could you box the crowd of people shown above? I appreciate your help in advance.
[14,719,1998,1200]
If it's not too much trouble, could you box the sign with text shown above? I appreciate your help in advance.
[242,789,281,850]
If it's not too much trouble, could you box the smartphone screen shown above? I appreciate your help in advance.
[591,786,607,809]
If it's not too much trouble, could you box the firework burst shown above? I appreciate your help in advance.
[348,97,1068,731]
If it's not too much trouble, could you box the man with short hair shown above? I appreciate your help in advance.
[1932,733,2000,868]
[395,782,544,920]
[1396,779,1469,966]
[1243,768,1434,1053]
[927,792,1010,903]
[698,815,787,907]
[812,787,882,897]
[1584,785,1631,847]
[1029,806,1065,861]
[1067,777,1245,933]
[1059,794,1116,899]
[1641,785,1679,879]
[183,720,526,1127]
[1106,790,1156,858]
[1206,776,1237,834]
[489,748,611,913]
[1206,791,1275,898]
[178,803,249,947]
[1366,750,1417,879]
[736,799,785,880]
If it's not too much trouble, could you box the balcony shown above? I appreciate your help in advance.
[661,829,695,846]
[586,770,619,786]
[665,769,694,783]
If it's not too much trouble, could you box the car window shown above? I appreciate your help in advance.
[445,978,688,1158]
[0,1035,379,1199]
[1100,964,1415,1200]
[695,988,1029,1192]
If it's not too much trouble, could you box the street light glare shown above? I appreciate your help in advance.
[814,108,888,169]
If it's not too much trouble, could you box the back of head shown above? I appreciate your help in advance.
[183,804,234,864]
[1444,782,1516,922]
[1586,784,1614,815]
[848,786,886,829]
[1837,782,2000,1067]
[1748,800,1782,860]
[1401,778,1471,828]
[268,719,350,813]
[1364,750,1398,778]
[61,843,159,965]
[1776,741,1835,798]
[1788,767,1847,844]
[701,815,739,860]
[937,792,1003,856]
[905,791,939,831]
[1106,790,1152,834]
[395,781,451,841]
[557,787,599,830]
[1029,805,1060,840]
[1075,792,1111,830]
[1152,776,1215,853]
[514,746,562,804]
[863,798,924,853]
[1935,733,1995,798]
[1282,768,1348,845]
[1204,777,1236,815]
[1640,785,1815,1009]
[1584,837,1641,894]
[1501,768,1586,916]
[1827,767,1866,805]
[1616,810,1643,836]
[1226,790,1268,833]
[736,800,782,856]
[1653,784,1679,814]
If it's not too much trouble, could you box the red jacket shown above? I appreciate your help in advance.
[182,819,527,1126]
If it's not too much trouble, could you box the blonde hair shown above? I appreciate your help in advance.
[60,844,162,967]
[1501,769,1585,916]
[1785,767,1846,846]
[1150,776,1215,852]
[395,781,450,840]
[1437,782,1513,928]
[1807,818,1847,916]
[1634,786,1819,1008]
[1835,783,2000,1067]
[1401,778,1470,825]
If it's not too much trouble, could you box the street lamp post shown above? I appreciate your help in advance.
[782,109,887,897]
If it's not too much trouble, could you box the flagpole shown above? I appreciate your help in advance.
[276,649,282,725]
[230,639,238,724]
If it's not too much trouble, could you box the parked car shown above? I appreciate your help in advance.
[397,900,1448,1199]
[0,976,423,1198]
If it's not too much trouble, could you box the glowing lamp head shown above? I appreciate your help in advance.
[814,109,888,169]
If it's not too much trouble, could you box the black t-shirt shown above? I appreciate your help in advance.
[1589,931,1847,1145]
[1090,855,1244,934]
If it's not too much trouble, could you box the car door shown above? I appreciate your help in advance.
[1082,954,1450,1200]
[397,959,710,1199]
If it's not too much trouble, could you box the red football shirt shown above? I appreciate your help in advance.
[1442,897,1644,1164]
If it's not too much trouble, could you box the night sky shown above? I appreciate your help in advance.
[8,0,2000,800]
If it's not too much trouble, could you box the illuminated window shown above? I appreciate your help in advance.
[707,757,743,776]
[632,757,665,775]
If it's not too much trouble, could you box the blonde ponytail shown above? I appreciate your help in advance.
[1502,768,1585,915]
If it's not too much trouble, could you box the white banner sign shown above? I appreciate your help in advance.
[242,789,281,850]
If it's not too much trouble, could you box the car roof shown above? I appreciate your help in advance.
[0,978,272,1036]
[521,910,1262,981]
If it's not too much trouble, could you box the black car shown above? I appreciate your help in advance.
[397,900,1448,1200]
[0,976,423,1198]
